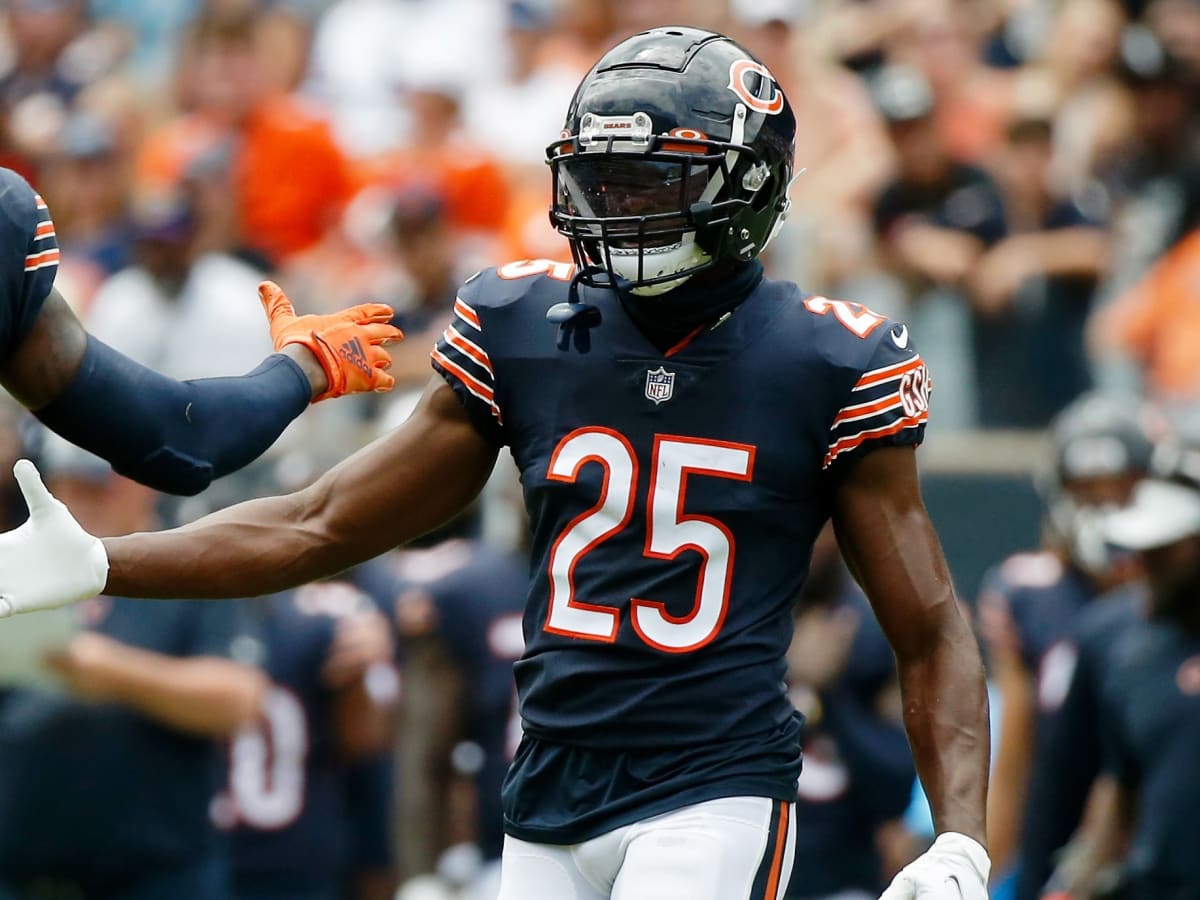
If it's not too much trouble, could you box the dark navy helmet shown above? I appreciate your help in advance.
[1041,392,1162,574]
[546,27,797,296]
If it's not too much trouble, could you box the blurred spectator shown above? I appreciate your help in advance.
[784,526,917,900]
[213,579,398,900]
[868,64,1007,427]
[463,2,584,170]
[969,115,1110,427]
[1020,0,1130,189]
[37,111,134,285]
[361,76,510,253]
[85,181,273,380]
[0,0,102,169]
[393,530,527,898]
[977,393,1154,880]
[137,8,353,268]
[379,187,479,389]
[306,0,505,156]
[1091,37,1200,303]
[730,0,895,291]
[1095,227,1200,407]
[887,0,1013,165]
[0,435,266,899]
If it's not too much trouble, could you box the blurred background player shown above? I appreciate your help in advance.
[1058,462,1200,899]
[392,508,527,899]
[978,391,1157,882]
[0,434,265,898]
[784,526,917,900]
[214,578,398,900]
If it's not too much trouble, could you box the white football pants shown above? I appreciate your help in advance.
[495,796,797,900]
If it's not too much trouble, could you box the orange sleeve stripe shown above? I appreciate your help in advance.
[823,411,927,467]
[762,802,790,900]
[35,221,56,238]
[33,194,48,211]
[852,356,924,390]
[431,347,503,423]
[443,326,494,376]
[833,394,903,425]
[454,299,482,330]
[24,249,60,269]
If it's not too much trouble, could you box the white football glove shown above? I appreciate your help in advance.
[879,833,990,900]
[0,460,108,618]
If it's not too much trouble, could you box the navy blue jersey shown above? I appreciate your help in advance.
[978,551,1097,707]
[219,582,376,893]
[0,596,237,881]
[431,260,931,842]
[394,539,528,861]
[1099,617,1200,890]
[787,588,915,899]
[1014,591,1141,900]
[0,167,58,358]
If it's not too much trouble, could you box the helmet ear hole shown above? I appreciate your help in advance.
[750,173,775,212]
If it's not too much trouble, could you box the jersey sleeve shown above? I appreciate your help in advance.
[431,293,506,447]
[0,170,59,358]
[824,324,931,470]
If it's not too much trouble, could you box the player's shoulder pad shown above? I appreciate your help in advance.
[788,291,918,376]
[456,259,576,315]
[0,167,42,240]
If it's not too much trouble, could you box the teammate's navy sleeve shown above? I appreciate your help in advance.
[0,169,58,358]
[824,322,930,470]
[431,288,505,447]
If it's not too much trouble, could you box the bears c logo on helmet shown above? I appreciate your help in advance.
[726,59,784,115]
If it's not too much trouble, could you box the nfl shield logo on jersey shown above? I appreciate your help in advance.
[644,366,675,405]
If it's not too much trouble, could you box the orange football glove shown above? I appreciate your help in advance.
[259,281,404,402]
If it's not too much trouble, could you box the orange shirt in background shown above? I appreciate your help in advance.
[134,94,353,265]
[361,137,510,237]
[1099,229,1200,397]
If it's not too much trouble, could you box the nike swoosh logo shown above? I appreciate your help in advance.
[891,325,909,349]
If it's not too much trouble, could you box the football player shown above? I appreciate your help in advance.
[216,580,397,900]
[978,393,1155,882]
[0,28,990,900]
[1059,465,1200,898]
[0,165,401,496]
[391,529,528,897]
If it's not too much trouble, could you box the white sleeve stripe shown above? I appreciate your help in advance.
[833,396,905,428]
[851,356,924,391]
[444,324,494,376]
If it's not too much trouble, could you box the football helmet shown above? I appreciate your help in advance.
[1040,392,1160,575]
[547,27,797,296]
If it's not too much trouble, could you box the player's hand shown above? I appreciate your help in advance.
[878,833,990,900]
[0,460,108,618]
[259,281,404,402]
[322,607,394,688]
[43,632,124,699]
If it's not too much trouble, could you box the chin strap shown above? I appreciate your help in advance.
[546,266,607,352]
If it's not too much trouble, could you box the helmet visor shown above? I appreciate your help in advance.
[555,156,715,223]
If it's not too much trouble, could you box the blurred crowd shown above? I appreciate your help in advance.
[0,0,1199,898]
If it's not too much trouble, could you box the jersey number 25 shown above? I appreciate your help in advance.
[546,429,755,653]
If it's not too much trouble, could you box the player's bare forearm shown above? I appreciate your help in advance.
[833,446,989,847]
[103,377,498,599]
[280,343,329,399]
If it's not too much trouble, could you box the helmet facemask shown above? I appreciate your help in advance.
[547,106,785,296]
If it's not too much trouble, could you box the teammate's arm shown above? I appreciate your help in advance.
[98,377,497,599]
[831,445,990,897]
[0,284,399,496]
[44,631,268,737]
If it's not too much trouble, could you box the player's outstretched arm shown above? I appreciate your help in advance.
[0,377,497,616]
[106,377,497,599]
[831,445,991,899]
[0,284,401,496]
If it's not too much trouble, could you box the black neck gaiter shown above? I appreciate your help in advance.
[616,261,765,352]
